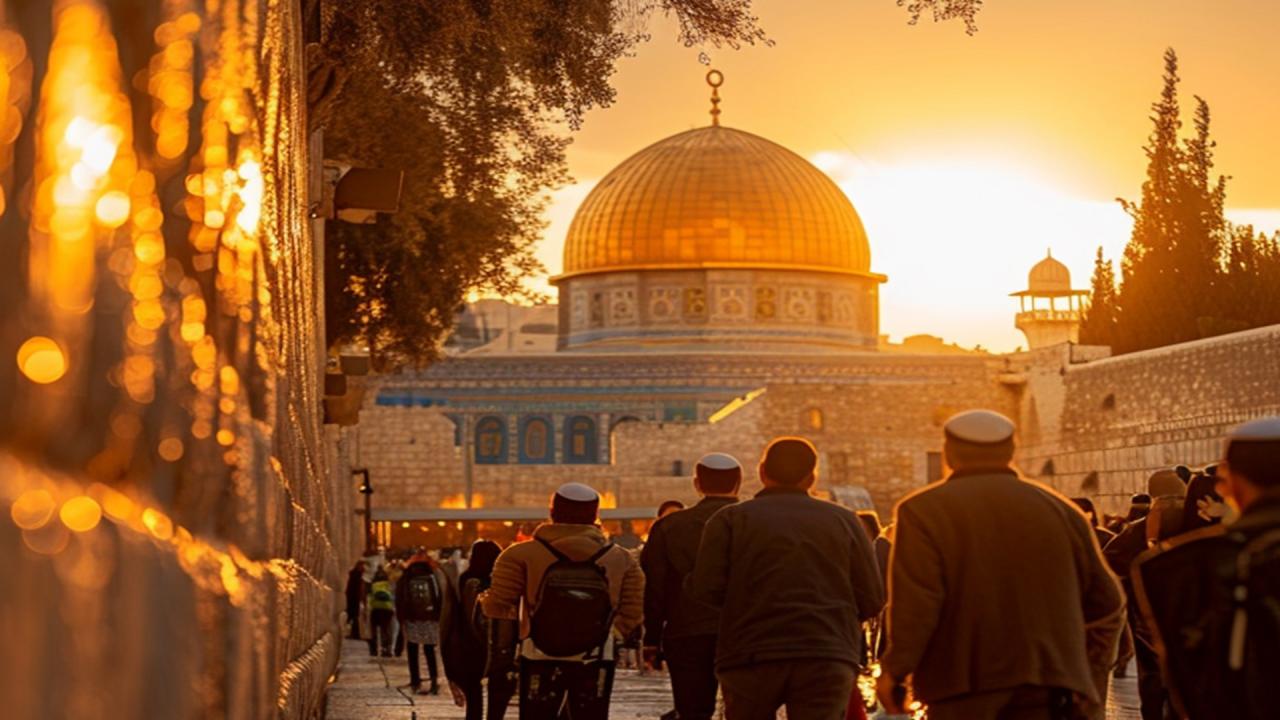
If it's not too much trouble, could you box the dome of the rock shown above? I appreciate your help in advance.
[553,123,883,353]
[560,126,873,280]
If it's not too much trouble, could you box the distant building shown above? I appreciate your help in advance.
[1011,251,1088,349]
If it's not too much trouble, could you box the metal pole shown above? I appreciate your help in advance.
[364,488,373,551]
[463,415,474,509]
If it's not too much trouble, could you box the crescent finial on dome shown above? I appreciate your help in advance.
[706,69,724,126]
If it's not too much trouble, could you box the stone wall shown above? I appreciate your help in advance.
[1017,325,1280,512]
[0,4,349,719]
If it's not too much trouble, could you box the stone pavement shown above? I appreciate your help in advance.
[324,638,675,720]
[324,637,1143,719]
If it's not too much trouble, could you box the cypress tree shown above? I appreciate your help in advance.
[1080,247,1118,347]
[1115,49,1230,353]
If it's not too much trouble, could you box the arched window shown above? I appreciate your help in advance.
[564,416,598,464]
[518,417,553,464]
[805,407,824,432]
[474,416,507,464]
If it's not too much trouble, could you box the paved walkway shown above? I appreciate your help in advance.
[324,638,1143,719]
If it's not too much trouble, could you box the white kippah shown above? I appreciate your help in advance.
[696,452,741,471]
[944,410,1015,445]
[555,482,599,503]
[1229,416,1280,442]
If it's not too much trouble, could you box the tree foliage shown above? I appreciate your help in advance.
[1079,247,1118,347]
[314,1,770,367]
[898,0,985,34]
[1108,49,1280,354]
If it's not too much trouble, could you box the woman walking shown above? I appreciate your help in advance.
[396,550,453,694]
[443,540,517,720]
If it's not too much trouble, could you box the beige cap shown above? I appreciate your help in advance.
[944,410,1015,445]
[1147,469,1186,499]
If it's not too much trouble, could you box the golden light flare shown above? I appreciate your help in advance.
[11,488,57,529]
[28,0,137,335]
[59,495,102,532]
[0,22,31,221]
[17,335,68,384]
[439,493,486,509]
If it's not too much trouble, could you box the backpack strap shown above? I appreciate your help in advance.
[535,536,571,562]
[536,536,615,565]
[587,542,615,564]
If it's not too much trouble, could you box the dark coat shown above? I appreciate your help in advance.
[345,565,364,608]
[641,496,737,645]
[1133,490,1280,720]
[443,571,490,685]
[688,487,885,671]
[883,471,1124,706]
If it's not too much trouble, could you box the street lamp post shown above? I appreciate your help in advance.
[354,468,374,551]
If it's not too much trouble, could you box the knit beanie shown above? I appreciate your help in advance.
[549,482,600,524]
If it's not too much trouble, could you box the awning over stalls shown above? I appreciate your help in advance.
[371,506,658,522]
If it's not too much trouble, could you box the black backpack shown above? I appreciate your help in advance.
[529,538,616,657]
[1136,527,1280,719]
[406,571,442,621]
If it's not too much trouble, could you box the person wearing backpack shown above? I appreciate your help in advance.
[1133,416,1280,720]
[395,550,454,694]
[368,567,396,657]
[442,539,518,720]
[480,482,644,720]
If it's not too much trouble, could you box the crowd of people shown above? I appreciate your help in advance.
[342,411,1280,720]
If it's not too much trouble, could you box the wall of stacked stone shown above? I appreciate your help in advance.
[759,368,1019,515]
[1017,325,1280,513]
[0,4,349,718]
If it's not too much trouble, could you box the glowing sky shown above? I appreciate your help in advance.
[533,0,1280,352]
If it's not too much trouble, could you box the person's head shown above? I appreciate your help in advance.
[759,437,818,490]
[942,410,1016,473]
[1126,493,1152,522]
[549,482,601,524]
[1147,495,1186,544]
[1180,472,1227,533]
[465,539,501,579]
[657,500,685,518]
[694,452,742,498]
[1071,497,1099,527]
[1147,469,1186,500]
[1220,416,1280,512]
[857,510,882,541]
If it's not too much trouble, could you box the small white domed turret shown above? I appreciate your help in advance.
[1010,250,1088,349]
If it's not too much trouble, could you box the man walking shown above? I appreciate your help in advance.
[689,437,884,720]
[641,453,742,720]
[480,482,644,720]
[877,410,1125,720]
[1133,416,1280,719]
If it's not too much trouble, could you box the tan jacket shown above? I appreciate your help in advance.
[883,470,1124,708]
[479,523,644,643]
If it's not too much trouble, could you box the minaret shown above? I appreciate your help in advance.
[1010,250,1088,349]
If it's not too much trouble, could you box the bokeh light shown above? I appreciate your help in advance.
[59,495,102,532]
[17,336,68,384]
[10,488,56,529]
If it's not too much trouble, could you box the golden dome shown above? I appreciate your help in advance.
[559,126,875,280]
